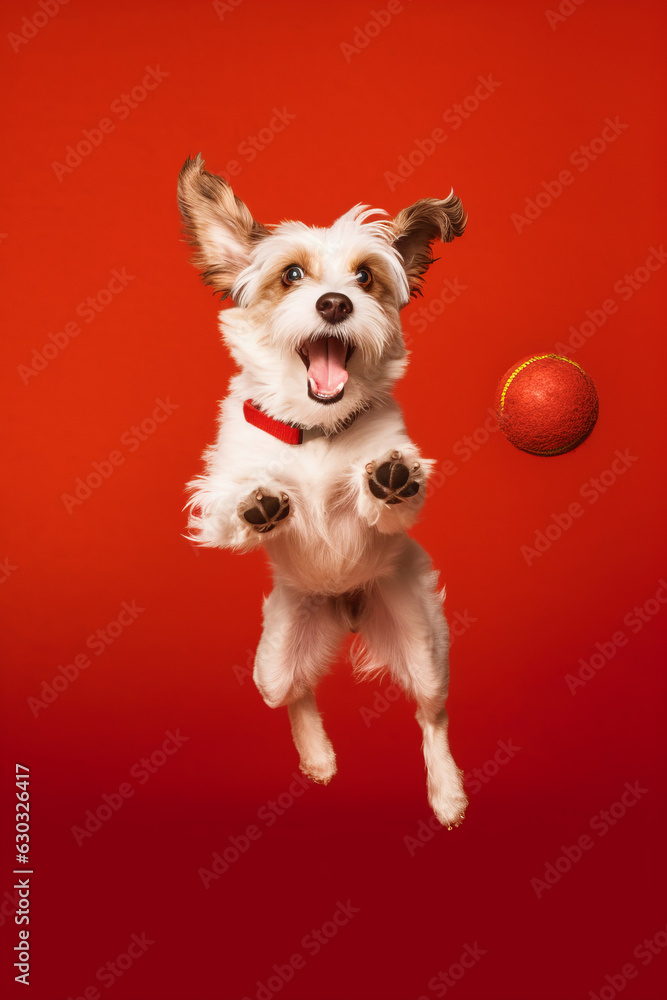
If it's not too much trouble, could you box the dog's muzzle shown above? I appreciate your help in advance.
[294,293,355,404]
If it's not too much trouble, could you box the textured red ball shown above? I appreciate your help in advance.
[495,354,599,456]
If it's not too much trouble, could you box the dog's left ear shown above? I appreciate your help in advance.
[390,193,467,299]
[177,154,268,297]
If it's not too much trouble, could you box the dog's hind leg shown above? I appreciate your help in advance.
[287,690,336,785]
[253,583,346,784]
[354,539,468,828]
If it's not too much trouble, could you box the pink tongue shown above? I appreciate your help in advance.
[307,337,349,394]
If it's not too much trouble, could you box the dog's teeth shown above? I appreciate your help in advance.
[309,377,343,400]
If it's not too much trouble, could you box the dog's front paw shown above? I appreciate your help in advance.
[239,490,290,534]
[366,451,421,505]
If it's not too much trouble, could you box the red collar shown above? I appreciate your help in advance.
[243,400,304,444]
[243,399,361,444]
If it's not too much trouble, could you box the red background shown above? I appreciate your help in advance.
[1,1,666,998]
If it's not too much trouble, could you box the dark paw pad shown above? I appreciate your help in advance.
[366,452,421,505]
[241,491,290,533]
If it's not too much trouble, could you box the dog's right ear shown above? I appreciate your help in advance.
[177,155,268,297]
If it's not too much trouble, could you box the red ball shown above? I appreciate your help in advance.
[495,354,599,456]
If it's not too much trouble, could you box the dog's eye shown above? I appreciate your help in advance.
[355,267,372,288]
[282,265,305,286]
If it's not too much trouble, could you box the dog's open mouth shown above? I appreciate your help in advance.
[298,337,355,405]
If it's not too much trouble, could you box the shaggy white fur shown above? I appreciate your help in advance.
[178,155,468,828]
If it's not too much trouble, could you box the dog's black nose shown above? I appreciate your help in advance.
[316,293,353,324]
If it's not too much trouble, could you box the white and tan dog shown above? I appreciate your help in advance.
[178,155,468,828]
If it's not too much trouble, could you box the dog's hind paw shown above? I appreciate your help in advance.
[430,788,468,830]
[298,747,337,785]
[240,490,290,533]
[366,451,421,505]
